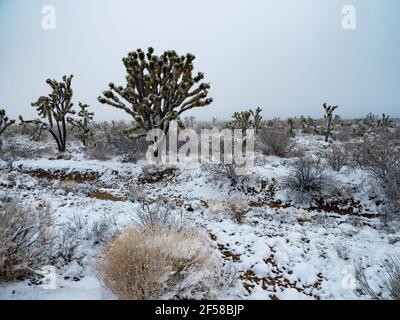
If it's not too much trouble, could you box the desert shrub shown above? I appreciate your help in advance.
[351,134,399,182]
[356,256,400,300]
[87,215,117,245]
[323,144,348,172]
[91,121,149,162]
[86,144,112,161]
[257,126,291,157]
[98,226,217,300]
[351,134,400,212]
[226,197,250,223]
[204,160,244,187]
[0,201,53,281]
[134,200,183,231]
[285,156,334,201]
[52,214,87,266]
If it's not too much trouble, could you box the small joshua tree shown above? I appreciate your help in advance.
[302,116,320,135]
[98,48,213,140]
[67,103,94,146]
[323,103,338,142]
[28,75,75,152]
[377,113,392,130]
[18,116,48,141]
[287,118,295,137]
[228,107,263,134]
[250,107,263,134]
[0,109,15,149]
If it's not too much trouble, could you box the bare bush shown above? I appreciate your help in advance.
[134,201,182,231]
[52,214,87,266]
[87,215,117,245]
[226,197,250,223]
[97,226,217,300]
[258,126,291,157]
[0,201,53,281]
[351,135,399,182]
[285,157,334,200]
[356,256,400,300]
[91,121,149,163]
[323,144,348,172]
[351,135,400,212]
[86,144,111,161]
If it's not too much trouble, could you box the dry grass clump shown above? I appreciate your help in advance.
[0,201,53,281]
[226,197,250,223]
[98,226,217,300]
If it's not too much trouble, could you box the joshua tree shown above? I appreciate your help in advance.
[67,103,94,146]
[377,113,392,130]
[250,107,263,134]
[323,103,338,142]
[302,116,320,135]
[0,109,15,149]
[228,107,263,134]
[18,117,48,141]
[98,48,213,140]
[27,75,75,152]
[287,118,296,137]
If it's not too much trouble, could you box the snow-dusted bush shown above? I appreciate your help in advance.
[0,201,53,281]
[258,126,291,157]
[351,134,400,213]
[52,214,87,266]
[87,215,117,245]
[356,256,400,300]
[351,134,399,182]
[135,201,182,231]
[86,144,112,161]
[91,121,149,163]
[203,155,247,187]
[226,197,250,223]
[98,226,218,300]
[285,156,334,201]
[323,144,348,172]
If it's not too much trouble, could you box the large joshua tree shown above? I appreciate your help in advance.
[28,75,75,152]
[98,48,213,139]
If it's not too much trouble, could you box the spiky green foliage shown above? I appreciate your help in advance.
[353,113,393,137]
[67,103,94,146]
[29,75,75,152]
[323,103,339,142]
[98,48,213,139]
[0,109,16,149]
[301,116,320,135]
[18,116,48,141]
[250,107,263,134]
[227,107,263,133]
[287,118,295,137]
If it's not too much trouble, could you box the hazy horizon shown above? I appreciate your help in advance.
[0,0,399,122]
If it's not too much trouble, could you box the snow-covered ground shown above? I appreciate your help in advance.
[1,133,399,300]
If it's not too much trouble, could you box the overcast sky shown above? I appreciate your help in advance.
[0,0,399,122]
